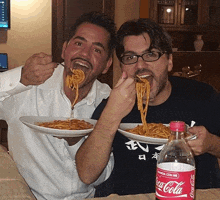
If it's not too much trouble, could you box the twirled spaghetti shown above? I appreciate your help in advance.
[126,76,170,139]
[37,119,93,130]
[65,69,85,108]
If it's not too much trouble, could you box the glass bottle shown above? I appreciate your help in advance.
[155,121,195,200]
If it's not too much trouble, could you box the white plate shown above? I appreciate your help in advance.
[118,123,196,144]
[19,116,96,137]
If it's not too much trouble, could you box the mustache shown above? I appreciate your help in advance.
[71,57,93,69]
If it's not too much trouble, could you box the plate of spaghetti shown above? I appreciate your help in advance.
[117,75,195,144]
[19,116,96,137]
[118,123,170,144]
[118,123,194,144]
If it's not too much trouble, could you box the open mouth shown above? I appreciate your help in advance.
[73,61,90,69]
[135,74,150,82]
[69,60,91,76]
[71,58,92,70]
[135,74,154,90]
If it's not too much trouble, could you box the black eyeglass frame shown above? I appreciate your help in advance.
[120,51,166,65]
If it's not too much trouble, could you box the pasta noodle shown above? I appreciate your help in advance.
[65,69,85,108]
[136,77,150,133]
[126,124,170,139]
[37,69,90,131]
[37,119,93,130]
[126,76,170,139]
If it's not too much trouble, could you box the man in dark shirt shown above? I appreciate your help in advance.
[76,18,220,196]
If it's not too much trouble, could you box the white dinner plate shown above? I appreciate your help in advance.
[19,116,97,137]
[118,123,196,144]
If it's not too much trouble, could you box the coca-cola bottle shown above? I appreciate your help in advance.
[155,121,195,200]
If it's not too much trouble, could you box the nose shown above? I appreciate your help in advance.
[136,56,148,70]
[80,45,92,58]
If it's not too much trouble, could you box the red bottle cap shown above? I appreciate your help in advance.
[170,121,185,132]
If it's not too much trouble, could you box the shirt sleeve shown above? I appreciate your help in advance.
[0,66,32,101]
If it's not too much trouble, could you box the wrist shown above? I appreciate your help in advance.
[103,102,125,122]
[20,67,28,86]
[20,77,27,86]
[207,134,220,156]
[94,110,121,139]
[102,106,123,124]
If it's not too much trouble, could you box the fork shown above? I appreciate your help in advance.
[57,63,65,67]
[189,121,197,140]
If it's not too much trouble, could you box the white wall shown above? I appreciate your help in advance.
[0,0,51,69]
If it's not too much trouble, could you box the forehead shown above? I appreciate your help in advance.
[123,33,151,53]
[73,23,110,47]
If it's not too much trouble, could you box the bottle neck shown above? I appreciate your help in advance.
[169,131,185,141]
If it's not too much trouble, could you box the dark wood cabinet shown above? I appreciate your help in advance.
[52,0,115,88]
[171,51,220,91]
[149,0,220,32]
[146,0,220,55]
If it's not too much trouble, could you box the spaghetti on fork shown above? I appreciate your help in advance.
[65,69,85,108]
[126,75,170,139]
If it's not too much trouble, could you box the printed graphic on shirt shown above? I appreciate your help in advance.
[125,140,164,161]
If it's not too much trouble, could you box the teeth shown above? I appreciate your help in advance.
[136,74,150,80]
[75,61,89,68]
[135,74,150,83]
[138,74,150,79]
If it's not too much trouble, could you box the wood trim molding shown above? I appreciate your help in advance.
[52,0,65,63]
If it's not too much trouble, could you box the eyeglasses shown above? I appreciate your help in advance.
[120,51,165,65]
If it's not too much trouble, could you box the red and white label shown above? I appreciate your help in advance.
[156,162,195,199]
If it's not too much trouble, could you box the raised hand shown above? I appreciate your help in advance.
[20,52,57,86]
[187,126,214,156]
[104,71,136,121]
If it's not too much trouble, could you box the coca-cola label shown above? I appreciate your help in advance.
[156,162,195,199]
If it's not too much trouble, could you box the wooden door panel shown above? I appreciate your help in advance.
[64,0,103,36]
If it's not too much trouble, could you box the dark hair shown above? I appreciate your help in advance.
[116,18,172,60]
[67,11,117,57]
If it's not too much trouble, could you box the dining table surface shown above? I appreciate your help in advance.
[88,188,220,199]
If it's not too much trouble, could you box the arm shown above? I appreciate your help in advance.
[0,53,57,102]
[187,91,220,163]
[76,72,136,185]
[20,52,57,86]
[0,67,25,101]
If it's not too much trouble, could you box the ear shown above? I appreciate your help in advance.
[102,56,113,74]
[61,41,68,60]
[168,54,173,72]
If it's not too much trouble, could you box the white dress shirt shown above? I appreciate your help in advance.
[0,65,114,200]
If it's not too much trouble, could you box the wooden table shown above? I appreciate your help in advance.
[89,188,220,199]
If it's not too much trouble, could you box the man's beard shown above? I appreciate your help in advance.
[148,68,169,103]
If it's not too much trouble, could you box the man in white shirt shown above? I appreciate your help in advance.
[0,11,116,200]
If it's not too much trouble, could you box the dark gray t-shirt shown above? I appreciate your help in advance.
[92,76,220,197]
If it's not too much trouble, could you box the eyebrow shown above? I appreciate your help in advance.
[73,36,106,51]
[123,51,136,55]
[123,48,158,55]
